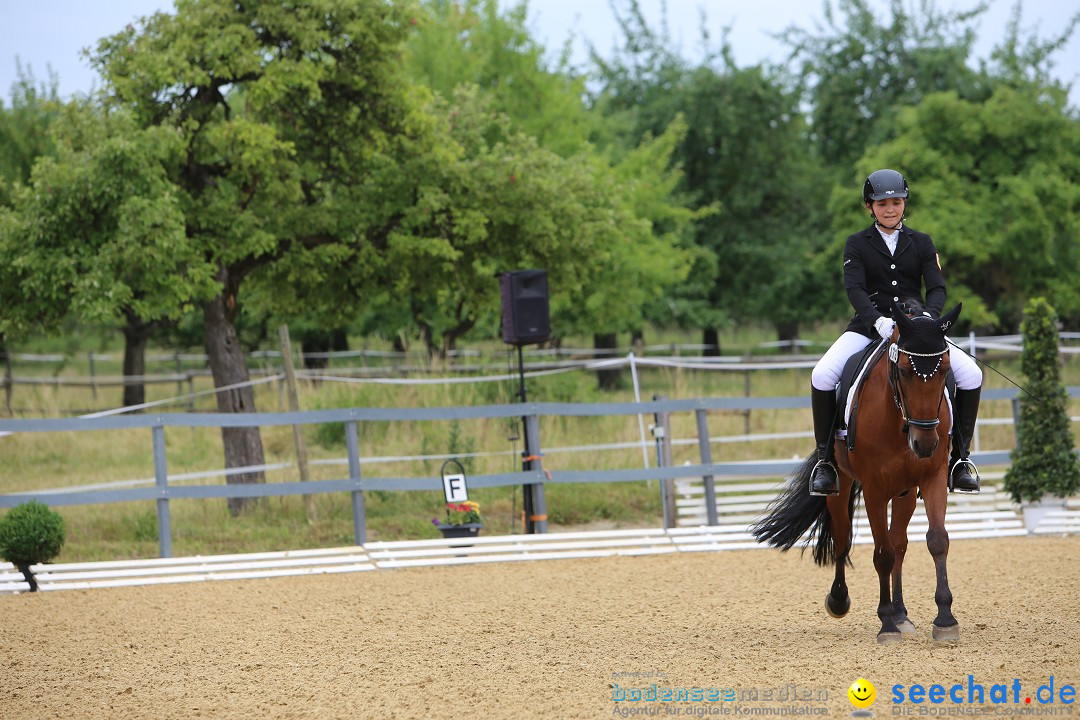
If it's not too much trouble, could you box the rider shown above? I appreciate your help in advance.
[808,169,983,496]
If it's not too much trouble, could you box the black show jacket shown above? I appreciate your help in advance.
[843,224,947,339]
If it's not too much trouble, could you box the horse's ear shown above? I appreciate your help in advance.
[893,302,916,335]
[939,303,962,335]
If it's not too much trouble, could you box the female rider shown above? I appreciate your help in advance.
[807,169,983,496]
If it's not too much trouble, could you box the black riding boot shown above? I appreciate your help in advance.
[809,387,839,496]
[949,387,981,493]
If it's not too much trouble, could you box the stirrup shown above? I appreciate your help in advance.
[948,458,980,494]
[809,459,839,497]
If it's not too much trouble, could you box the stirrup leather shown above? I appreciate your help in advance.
[948,458,980,494]
[809,459,839,497]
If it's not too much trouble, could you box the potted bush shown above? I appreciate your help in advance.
[0,500,66,591]
[1004,298,1080,530]
[432,500,484,540]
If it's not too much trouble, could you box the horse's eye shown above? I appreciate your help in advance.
[899,364,912,379]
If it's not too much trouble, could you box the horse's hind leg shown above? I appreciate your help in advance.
[922,480,959,641]
[889,490,918,634]
[824,474,854,619]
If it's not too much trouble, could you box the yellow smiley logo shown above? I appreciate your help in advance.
[848,678,876,708]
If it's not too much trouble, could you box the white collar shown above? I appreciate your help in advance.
[876,223,902,241]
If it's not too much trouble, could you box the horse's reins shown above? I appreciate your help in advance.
[945,338,1042,402]
[887,341,948,432]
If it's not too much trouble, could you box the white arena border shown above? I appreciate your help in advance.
[3,521,1073,595]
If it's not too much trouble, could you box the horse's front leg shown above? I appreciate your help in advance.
[824,473,855,618]
[864,487,902,644]
[889,489,918,634]
[921,478,959,641]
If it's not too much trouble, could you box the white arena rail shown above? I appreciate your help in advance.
[20,546,375,592]
[1,561,30,594]
[6,513,1073,595]
[675,474,1032,541]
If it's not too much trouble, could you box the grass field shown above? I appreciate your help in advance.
[2,325,1077,562]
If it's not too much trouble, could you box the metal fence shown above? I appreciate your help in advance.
[2,387,1058,559]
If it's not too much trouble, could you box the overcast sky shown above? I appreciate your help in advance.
[2,0,1077,105]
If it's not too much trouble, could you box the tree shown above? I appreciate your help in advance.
[778,0,994,172]
[829,85,1080,332]
[405,0,595,157]
[0,64,60,208]
[0,500,65,592]
[0,65,63,376]
[589,1,813,348]
[253,85,695,366]
[0,102,218,408]
[87,0,421,512]
[1004,297,1080,503]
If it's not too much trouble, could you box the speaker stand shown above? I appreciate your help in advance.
[517,345,534,532]
[515,345,547,534]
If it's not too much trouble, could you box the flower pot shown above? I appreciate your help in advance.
[436,523,484,540]
[1021,495,1066,533]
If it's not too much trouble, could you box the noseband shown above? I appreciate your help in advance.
[888,341,948,431]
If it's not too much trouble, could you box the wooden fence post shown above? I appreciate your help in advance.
[88,352,98,400]
[279,324,315,523]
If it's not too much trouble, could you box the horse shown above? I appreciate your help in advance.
[751,302,964,644]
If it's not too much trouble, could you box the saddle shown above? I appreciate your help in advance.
[834,340,956,452]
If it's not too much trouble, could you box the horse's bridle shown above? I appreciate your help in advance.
[887,341,948,431]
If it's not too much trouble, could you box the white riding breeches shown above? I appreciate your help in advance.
[811,332,982,392]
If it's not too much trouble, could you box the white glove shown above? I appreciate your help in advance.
[874,316,896,340]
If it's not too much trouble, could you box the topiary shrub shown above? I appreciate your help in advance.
[1004,298,1080,504]
[0,500,66,591]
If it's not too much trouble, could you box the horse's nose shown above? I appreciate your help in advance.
[911,433,939,459]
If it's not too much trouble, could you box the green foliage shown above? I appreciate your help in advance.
[1004,298,1080,502]
[589,2,820,337]
[0,500,66,566]
[834,86,1080,332]
[0,64,60,207]
[405,0,595,157]
[778,0,992,170]
[0,102,219,341]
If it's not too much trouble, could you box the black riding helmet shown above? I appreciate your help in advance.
[863,169,909,205]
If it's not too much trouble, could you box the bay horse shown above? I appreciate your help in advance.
[752,302,964,644]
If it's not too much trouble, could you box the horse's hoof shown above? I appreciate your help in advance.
[932,624,960,642]
[897,619,917,634]
[825,594,850,618]
[877,631,903,645]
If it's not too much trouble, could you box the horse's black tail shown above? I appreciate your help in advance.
[749,452,862,567]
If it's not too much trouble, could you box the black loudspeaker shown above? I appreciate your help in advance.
[500,270,551,346]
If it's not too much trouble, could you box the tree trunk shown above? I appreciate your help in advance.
[204,287,266,516]
[121,319,152,409]
[594,332,622,391]
[702,328,720,357]
[0,333,11,416]
[15,562,37,592]
[631,329,645,357]
[441,315,476,362]
[776,321,800,354]
[298,327,349,370]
